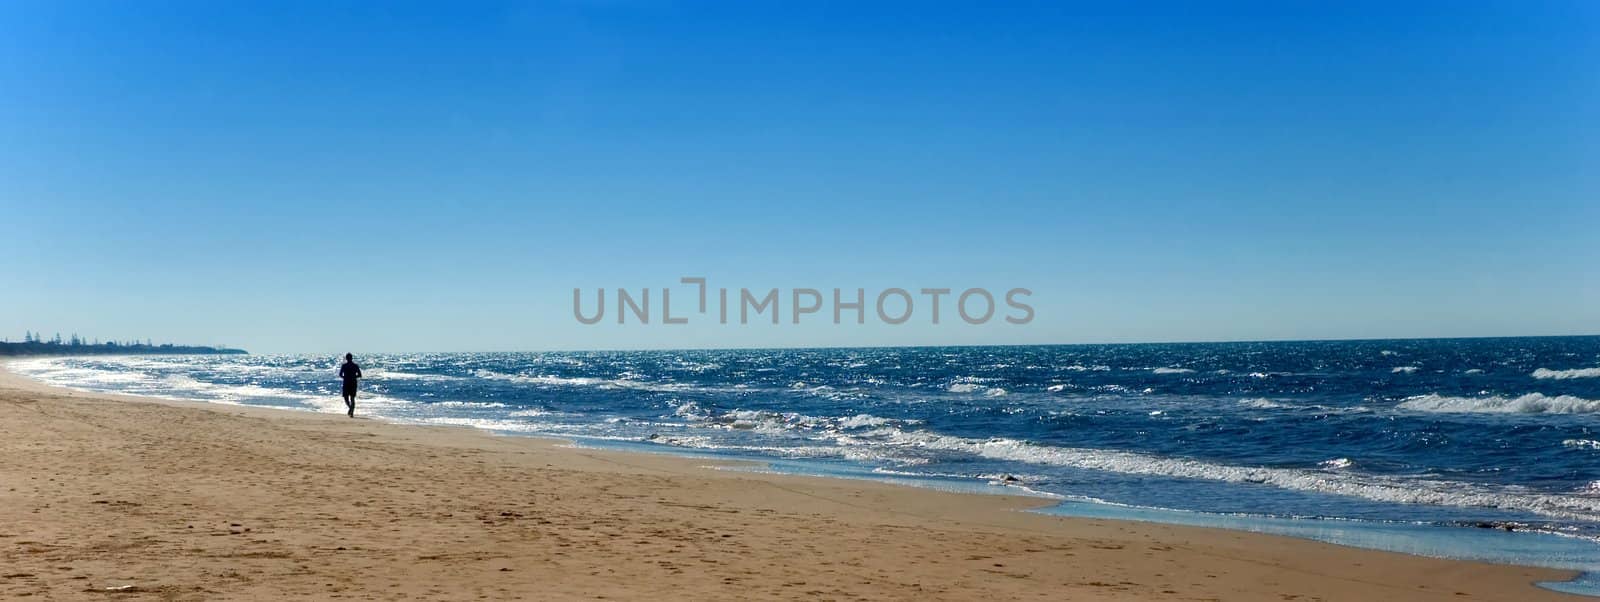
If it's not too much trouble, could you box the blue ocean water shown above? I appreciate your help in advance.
[11,337,1600,593]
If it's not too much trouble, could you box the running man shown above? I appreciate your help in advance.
[338,353,362,417]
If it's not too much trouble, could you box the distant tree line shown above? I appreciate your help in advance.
[0,331,247,356]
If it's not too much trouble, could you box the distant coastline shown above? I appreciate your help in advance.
[0,341,247,357]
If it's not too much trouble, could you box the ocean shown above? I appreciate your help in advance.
[11,336,1600,594]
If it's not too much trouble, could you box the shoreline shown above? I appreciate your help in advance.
[0,360,1587,600]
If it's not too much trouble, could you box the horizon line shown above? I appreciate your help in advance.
[258,332,1600,356]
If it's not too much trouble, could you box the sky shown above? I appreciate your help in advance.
[1,1,1596,354]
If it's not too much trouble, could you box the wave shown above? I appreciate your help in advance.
[940,377,1004,397]
[1320,457,1354,469]
[427,400,509,409]
[1235,398,1371,415]
[644,435,874,460]
[876,429,1600,523]
[1533,367,1600,380]
[672,402,912,434]
[508,408,564,417]
[1392,366,1419,374]
[472,370,694,393]
[652,399,1600,523]
[1564,439,1600,451]
[838,414,895,429]
[412,416,551,433]
[1239,398,1290,409]
[1153,367,1195,375]
[372,370,461,382]
[473,370,601,386]
[1398,393,1600,415]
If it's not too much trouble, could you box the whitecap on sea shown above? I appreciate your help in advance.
[1399,393,1600,415]
[1533,367,1600,380]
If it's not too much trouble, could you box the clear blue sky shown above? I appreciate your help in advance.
[2,1,1596,354]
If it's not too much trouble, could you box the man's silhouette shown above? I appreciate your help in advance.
[338,353,362,417]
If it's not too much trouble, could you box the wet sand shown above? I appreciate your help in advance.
[0,364,1583,600]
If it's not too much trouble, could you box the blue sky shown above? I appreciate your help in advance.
[1,1,1596,354]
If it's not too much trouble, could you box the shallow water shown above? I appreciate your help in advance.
[12,337,1600,594]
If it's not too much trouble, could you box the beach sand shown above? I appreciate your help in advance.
[0,366,1583,601]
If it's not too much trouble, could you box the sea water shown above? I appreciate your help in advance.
[12,337,1600,594]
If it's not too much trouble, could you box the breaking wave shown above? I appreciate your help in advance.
[878,430,1600,523]
[1398,393,1600,415]
[1533,367,1600,380]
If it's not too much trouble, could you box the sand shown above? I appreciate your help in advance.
[0,365,1584,601]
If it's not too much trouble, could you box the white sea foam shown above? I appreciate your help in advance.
[373,370,460,382]
[672,403,912,438]
[415,416,550,433]
[838,414,894,429]
[472,369,695,393]
[1236,398,1371,415]
[1398,393,1600,415]
[1153,367,1195,375]
[947,383,1006,397]
[1392,366,1419,374]
[428,400,509,409]
[474,370,599,386]
[1533,367,1600,380]
[873,429,1600,522]
[1239,398,1290,409]
[647,435,870,460]
[1563,439,1600,450]
[508,408,564,417]
[7,358,155,386]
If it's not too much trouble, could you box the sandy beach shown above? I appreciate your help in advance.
[0,365,1583,601]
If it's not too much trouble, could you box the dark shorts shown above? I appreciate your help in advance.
[342,380,358,397]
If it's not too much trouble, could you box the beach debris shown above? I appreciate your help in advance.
[987,474,1023,485]
[90,584,144,593]
[1470,521,1521,532]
